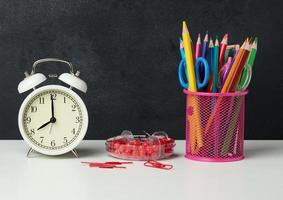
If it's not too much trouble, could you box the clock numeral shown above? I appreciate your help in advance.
[72,105,76,111]
[71,128,76,134]
[30,128,35,135]
[63,137,68,144]
[51,93,57,100]
[63,97,66,103]
[26,117,31,124]
[39,97,45,104]
[75,116,81,123]
[31,106,37,113]
[40,136,44,143]
[51,140,56,147]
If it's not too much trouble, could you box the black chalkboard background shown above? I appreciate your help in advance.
[0,0,282,139]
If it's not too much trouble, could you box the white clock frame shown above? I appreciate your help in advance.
[18,85,89,156]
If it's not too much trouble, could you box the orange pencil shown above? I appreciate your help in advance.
[221,39,248,93]
[229,42,251,91]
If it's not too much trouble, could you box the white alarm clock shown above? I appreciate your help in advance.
[18,58,88,157]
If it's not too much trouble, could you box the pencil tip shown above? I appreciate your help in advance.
[215,36,219,44]
[204,32,209,41]
[182,21,189,34]
[254,37,258,44]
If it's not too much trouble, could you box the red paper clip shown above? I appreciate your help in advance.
[81,161,133,169]
[144,160,173,170]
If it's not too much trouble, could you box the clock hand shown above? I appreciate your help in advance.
[37,120,51,131]
[48,123,54,134]
[37,117,56,131]
[51,94,54,118]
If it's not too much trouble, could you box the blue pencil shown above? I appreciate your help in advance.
[198,31,208,81]
[179,38,185,59]
[201,31,209,58]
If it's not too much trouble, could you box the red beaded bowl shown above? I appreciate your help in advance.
[105,131,176,161]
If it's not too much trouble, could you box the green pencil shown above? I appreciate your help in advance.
[238,37,258,90]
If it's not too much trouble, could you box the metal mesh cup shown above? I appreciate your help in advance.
[184,89,248,162]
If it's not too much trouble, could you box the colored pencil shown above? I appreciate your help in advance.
[202,31,209,58]
[182,21,203,152]
[212,36,219,93]
[229,41,251,92]
[179,38,185,59]
[218,33,228,71]
[182,21,197,91]
[238,37,258,90]
[208,39,214,75]
[199,31,209,81]
[206,38,214,92]
[221,39,248,93]
[195,33,202,59]
[220,99,243,155]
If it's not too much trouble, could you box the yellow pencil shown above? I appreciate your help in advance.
[182,21,203,152]
[182,21,197,91]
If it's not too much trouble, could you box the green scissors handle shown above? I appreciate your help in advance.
[236,64,252,91]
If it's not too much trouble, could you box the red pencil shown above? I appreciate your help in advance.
[218,33,228,71]
[195,33,201,59]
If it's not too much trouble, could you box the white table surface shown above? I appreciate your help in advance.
[0,140,282,200]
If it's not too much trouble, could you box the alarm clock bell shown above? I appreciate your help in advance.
[59,71,87,93]
[18,72,47,93]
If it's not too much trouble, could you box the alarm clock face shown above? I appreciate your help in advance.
[18,85,88,155]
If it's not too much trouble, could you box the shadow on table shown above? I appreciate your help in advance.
[76,146,105,158]
[245,142,282,158]
[26,146,104,159]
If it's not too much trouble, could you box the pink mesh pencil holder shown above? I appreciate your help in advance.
[183,89,248,162]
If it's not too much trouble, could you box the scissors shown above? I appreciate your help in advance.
[178,56,210,90]
[235,63,252,91]
[218,60,252,92]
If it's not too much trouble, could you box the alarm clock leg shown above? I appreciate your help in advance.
[71,149,79,158]
[26,148,34,157]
